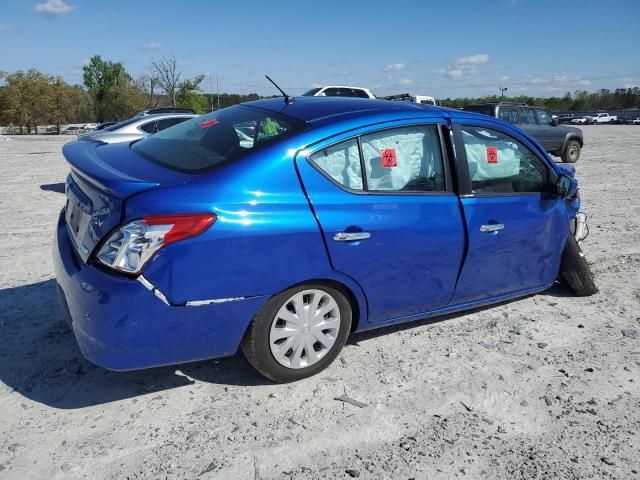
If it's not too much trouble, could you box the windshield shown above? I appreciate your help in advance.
[132,105,307,173]
[302,88,322,96]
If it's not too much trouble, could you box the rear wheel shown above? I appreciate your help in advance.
[561,140,581,163]
[560,235,598,296]
[242,284,352,382]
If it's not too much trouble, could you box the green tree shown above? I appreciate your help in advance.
[83,55,131,122]
[176,74,208,113]
[0,69,51,133]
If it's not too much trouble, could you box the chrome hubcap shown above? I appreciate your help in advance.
[269,289,340,369]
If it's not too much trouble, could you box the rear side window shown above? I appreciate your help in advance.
[350,89,369,98]
[132,105,307,173]
[139,121,156,133]
[461,126,549,194]
[310,139,363,190]
[518,109,538,125]
[498,107,519,124]
[361,126,445,192]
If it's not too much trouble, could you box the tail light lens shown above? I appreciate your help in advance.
[95,213,216,275]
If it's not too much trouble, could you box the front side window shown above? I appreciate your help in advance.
[132,105,306,173]
[361,126,445,192]
[536,110,553,126]
[461,126,549,194]
[309,138,363,190]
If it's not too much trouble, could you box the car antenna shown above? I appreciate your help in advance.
[265,75,294,104]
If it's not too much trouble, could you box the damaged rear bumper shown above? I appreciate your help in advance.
[53,211,268,370]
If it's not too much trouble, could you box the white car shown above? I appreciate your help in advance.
[570,116,591,125]
[384,93,437,106]
[303,85,375,99]
[631,118,640,125]
[588,113,617,124]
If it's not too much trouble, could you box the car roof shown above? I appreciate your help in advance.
[316,85,371,90]
[244,96,449,124]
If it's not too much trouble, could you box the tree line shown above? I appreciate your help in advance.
[2,54,640,133]
[0,54,261,133]
[439,88,640,112]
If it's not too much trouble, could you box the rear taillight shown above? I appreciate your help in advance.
[95,213,216,275]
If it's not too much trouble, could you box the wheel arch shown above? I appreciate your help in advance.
[246,276,369,336]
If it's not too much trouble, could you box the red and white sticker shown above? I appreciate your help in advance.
[486,146,498,164]
[381,149,397,168]
[199,118,220,128]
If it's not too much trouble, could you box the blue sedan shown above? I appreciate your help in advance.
[53,97,590,381]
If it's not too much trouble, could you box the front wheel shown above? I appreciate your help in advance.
[560,235,598,296]
[242,284,352,382]
[561,140,581,163]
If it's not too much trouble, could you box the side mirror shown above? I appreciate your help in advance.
[556,174,576,199]
[552,118,559,126]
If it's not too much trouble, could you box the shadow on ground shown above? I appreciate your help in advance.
[0,279,575,410]
[0,280,269,410]
[40,183,65,194]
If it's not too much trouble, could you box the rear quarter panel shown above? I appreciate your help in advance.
[125,141,368,319]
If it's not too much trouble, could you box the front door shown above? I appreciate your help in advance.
[450,121,570,304]
[296,123,465,323]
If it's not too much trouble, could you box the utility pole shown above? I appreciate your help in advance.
[208,74,213,112]
[500,87,508,98]
[216,75,220,110]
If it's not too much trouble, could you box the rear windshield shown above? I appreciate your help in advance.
[132,105,307,173]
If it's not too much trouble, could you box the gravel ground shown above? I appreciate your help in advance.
[0,126,639,479]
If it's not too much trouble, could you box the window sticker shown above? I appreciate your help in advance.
[381,149,397,168]
[486,146,498,164]
[199,118,220,129]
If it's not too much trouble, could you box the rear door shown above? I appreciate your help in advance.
[295,121,465,323]
[450,119,569,304]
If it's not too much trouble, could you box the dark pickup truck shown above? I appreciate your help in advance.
[462,103,584,163]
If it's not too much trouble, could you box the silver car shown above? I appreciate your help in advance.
[78,113,197,144]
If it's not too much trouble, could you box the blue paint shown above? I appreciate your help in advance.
[53,98,579,370]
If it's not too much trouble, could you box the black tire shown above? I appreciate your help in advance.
[242,284,352,382]
[560,235,598,296]
[561,140,581,163]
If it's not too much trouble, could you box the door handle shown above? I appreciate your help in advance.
[333,232,371,242]
[480,224,505,233]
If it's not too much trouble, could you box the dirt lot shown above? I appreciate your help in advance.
[0,126,639,480]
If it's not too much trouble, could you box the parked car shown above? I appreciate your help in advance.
[570,116,591,125]
[135,107,196,118]
[62,125,86,135]
[384,93,437,105]
[303,85,375,99]
[54,97,595,382]
[462,103,584,163]
[588,112,617,124]
[631,117,640,125]
[78,113,197,144]
[94,122,118,131]
[556,113,575,124]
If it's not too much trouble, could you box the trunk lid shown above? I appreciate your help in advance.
[62,140,193,263]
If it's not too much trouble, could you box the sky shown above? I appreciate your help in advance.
[1,0,639,98]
